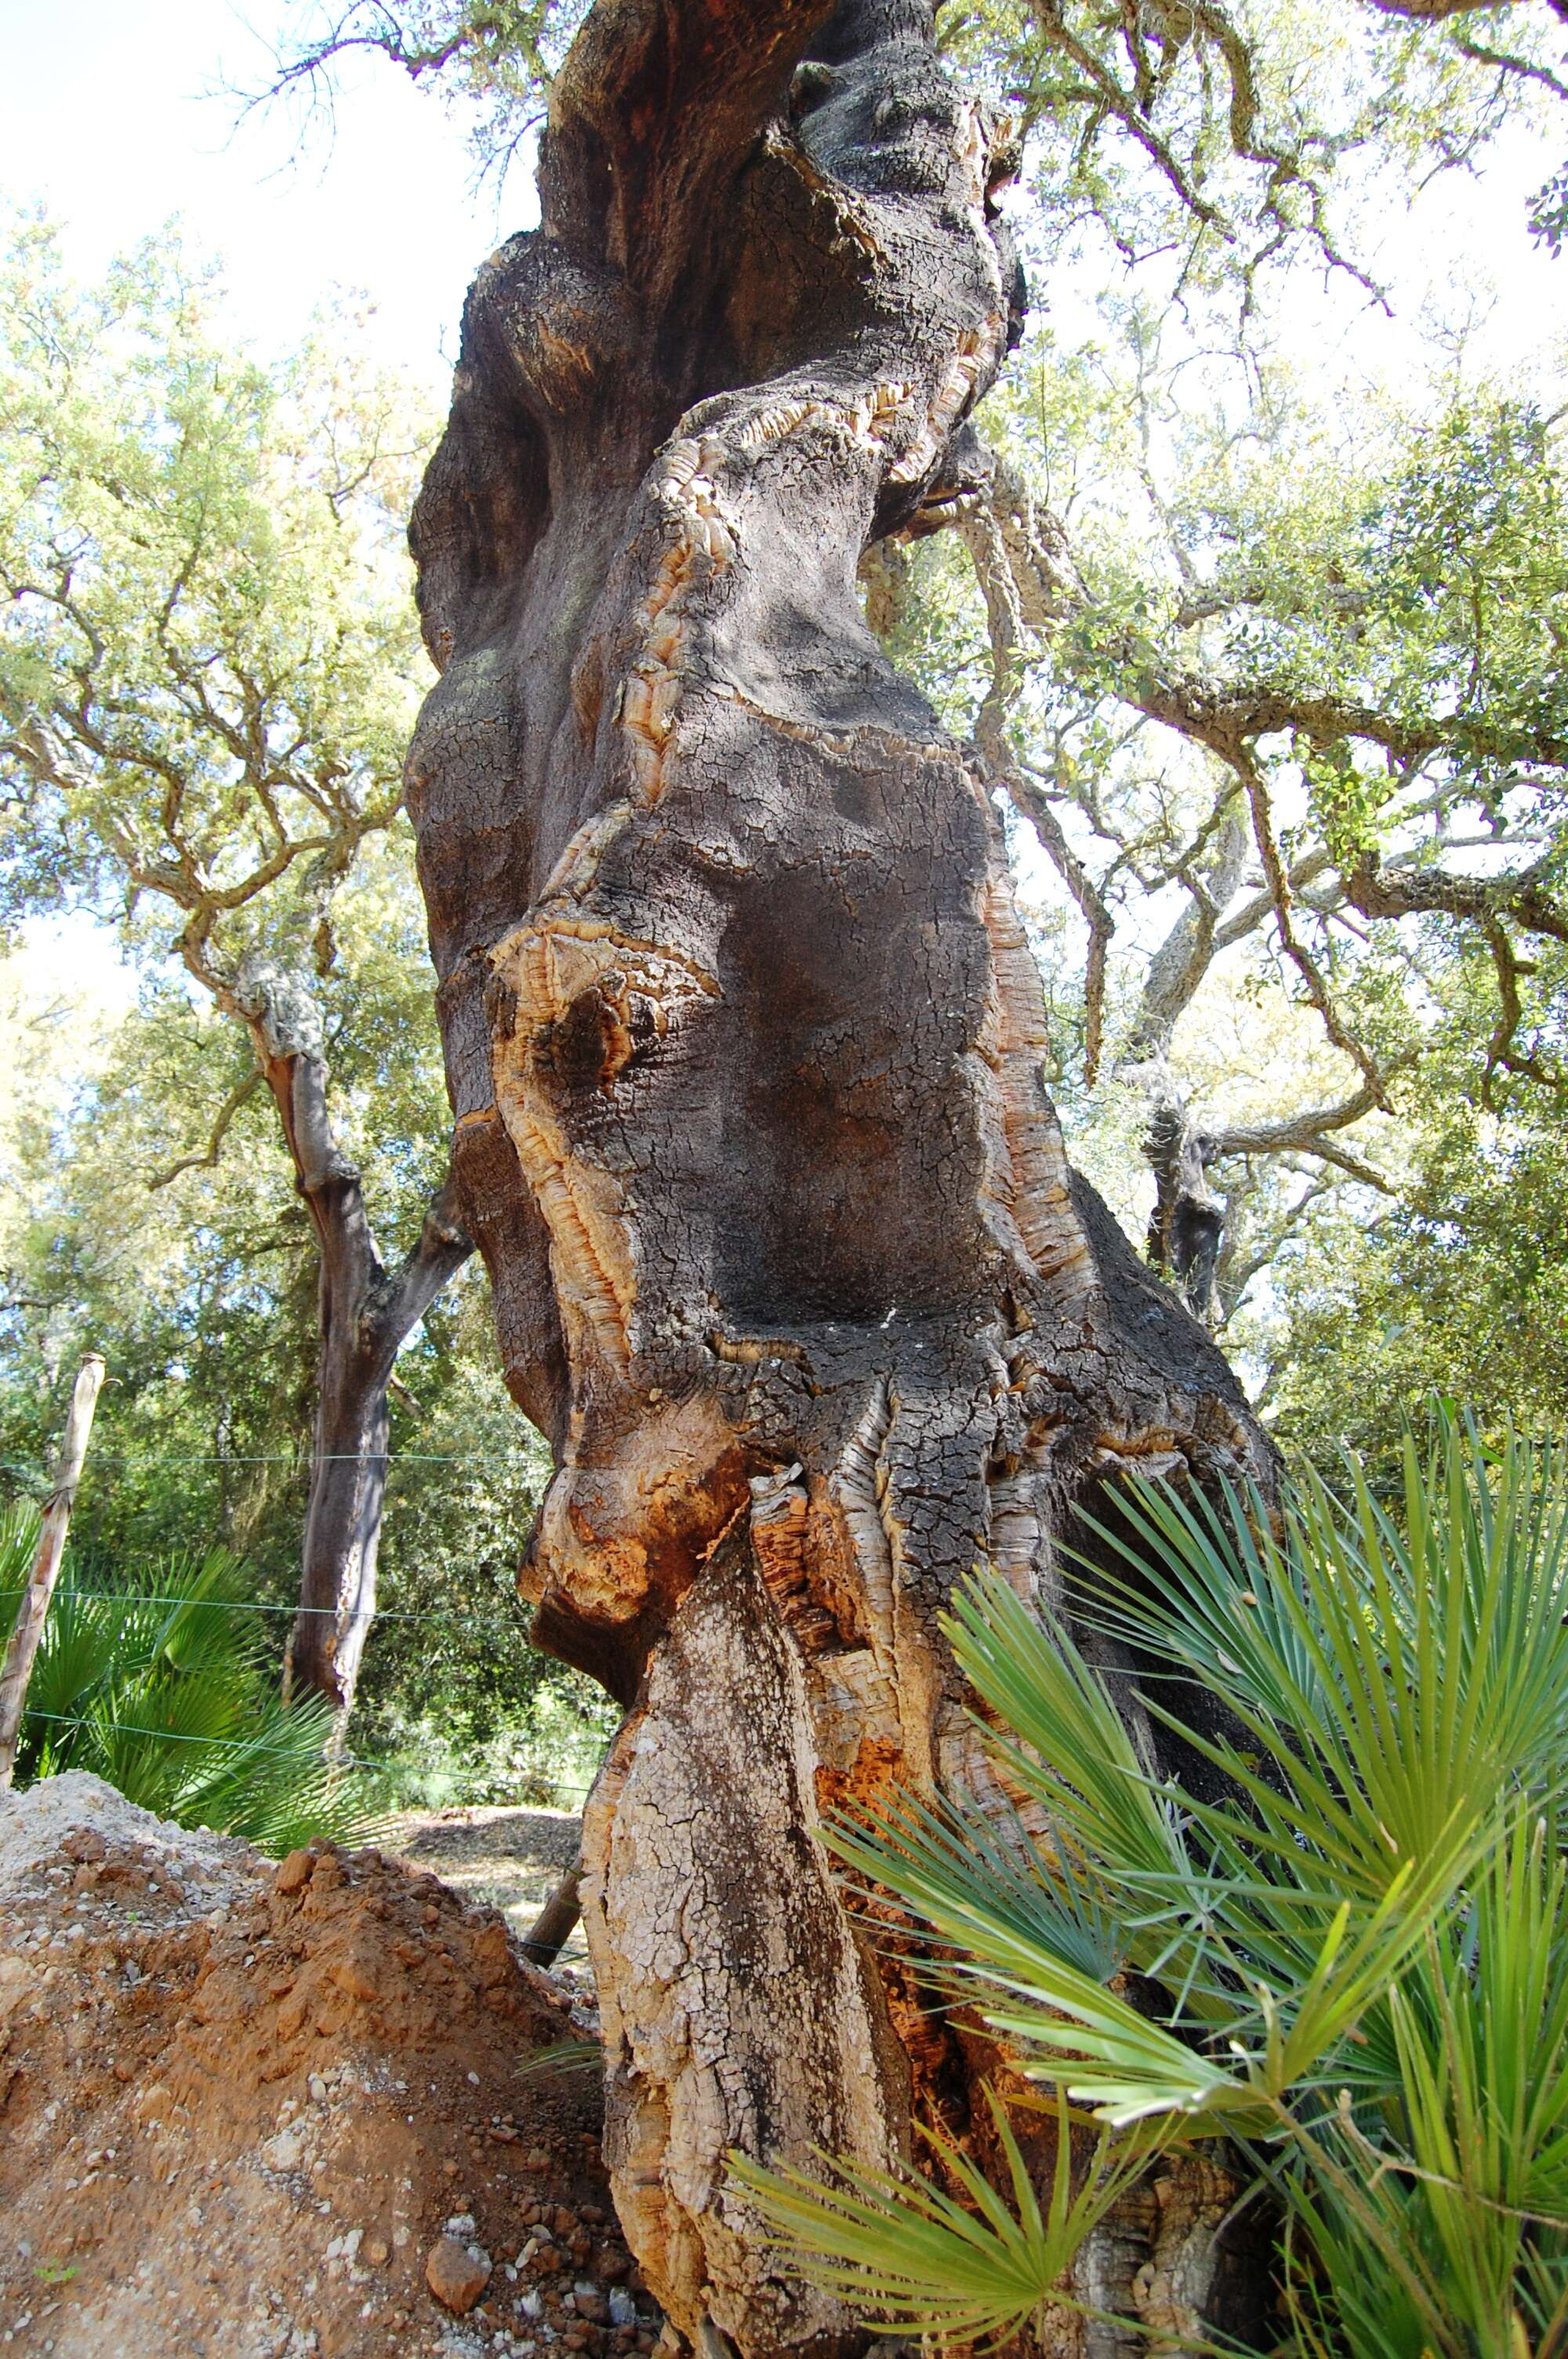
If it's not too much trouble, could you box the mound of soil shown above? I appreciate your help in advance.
[0,1775,658,2359]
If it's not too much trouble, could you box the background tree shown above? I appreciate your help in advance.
[1258,1061,1568,1462]
[0,935,608,1797]
[925,324,1568,1333]
[0,220,474,1715]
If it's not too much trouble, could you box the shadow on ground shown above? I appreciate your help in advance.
[391,1805,586,1968]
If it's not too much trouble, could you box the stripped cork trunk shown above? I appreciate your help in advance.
[405,4,1274,2348]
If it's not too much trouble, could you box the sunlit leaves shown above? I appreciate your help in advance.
[1077,1425,1568,1877]
[0,212,434,957]
[733,2091,1155,2350]
[736,1422,1568,2351]
[945,0,1564,311]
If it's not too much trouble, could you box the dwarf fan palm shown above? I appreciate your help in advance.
[737,1417,1568,2356]
[0,1502,379,1852]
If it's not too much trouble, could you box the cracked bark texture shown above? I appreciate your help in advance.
[405,2,1274,2350]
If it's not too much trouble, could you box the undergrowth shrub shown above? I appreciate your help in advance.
[0,1504,379,1852]
[739,1416,1568,2357]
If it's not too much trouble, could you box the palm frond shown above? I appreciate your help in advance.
[940,1567,1190,1887]
[731,2088,1156,2350]
[823,1783,1126,1986]
[514,2041,602,2082]
[0,1499,41,1636]
[8,1540,380,1851]
[769,1412,1568,2351]
[1074,1419,1568,1881]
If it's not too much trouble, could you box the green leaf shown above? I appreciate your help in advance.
[730,2087,1156,2349]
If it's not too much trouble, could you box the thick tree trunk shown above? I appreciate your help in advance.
[291,1311,393,1715]
[238,971,473,1716]
[405,3,1274,2350]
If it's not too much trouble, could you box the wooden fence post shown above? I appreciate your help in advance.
[0,1352,106,1790]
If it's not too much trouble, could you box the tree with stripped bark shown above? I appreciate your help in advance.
[394,2,1287,2347]
[265,0,1568,2344]
[272,0,1568,1348]
[0,224,471,1718]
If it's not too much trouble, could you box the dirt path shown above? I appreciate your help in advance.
[389,1805,587,1979]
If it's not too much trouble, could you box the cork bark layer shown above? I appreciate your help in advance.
[405,4,1273,2350]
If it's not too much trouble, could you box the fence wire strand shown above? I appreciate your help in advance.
[21,1707,595,1797]
[1,1585,534,1629]
[2,1438,605,1813]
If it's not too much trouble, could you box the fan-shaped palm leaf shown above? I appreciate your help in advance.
[732,2088,1157,2350]
[753,1416,1568,2352]
[6,1539,379,1850]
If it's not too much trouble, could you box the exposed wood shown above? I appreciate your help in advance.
[405,2,1276,2348]
[0,1353,106,1788]
[518,1855,584,1967]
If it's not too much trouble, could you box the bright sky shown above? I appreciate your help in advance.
[0,0,515,393]
[5,0,1559,387]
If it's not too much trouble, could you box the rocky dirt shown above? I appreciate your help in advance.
[0,1774,659,2359]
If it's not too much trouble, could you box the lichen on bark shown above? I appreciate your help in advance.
[405,2,1273,2349]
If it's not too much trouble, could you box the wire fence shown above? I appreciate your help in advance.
[21,1703,597,1798]
[66,1451,528,1465]
[4,1445,540,1472]
[2,1432,607,1816]
[2,1445,550,1623]
[3,1585,541,1629]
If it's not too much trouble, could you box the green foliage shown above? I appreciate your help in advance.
[1361,399,1568,772]
[0,213,430,958]
[0,1505,378,1851]
[0,209,461,1581]
[968,300,1568,1346]
[732,2092,1155,2351]
[1261,1064,1568,1475]
[1531,161,1568,255]
[0,943,598,1801]
[946,0,1566,327]
[741,1420,1568,2354]
[0,224,599,1781]
[278,0,1568,293]
[513,2040,608,2084]
[0,212,465,1521]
